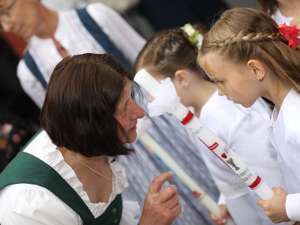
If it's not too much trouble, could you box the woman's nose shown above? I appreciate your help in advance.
[134,102,145,119]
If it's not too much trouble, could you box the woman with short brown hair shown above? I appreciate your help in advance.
[0,53,181,225]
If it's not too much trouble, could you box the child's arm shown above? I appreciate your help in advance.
[193,191,232,225]
[257,187,300,223]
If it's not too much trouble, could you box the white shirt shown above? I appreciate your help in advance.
[272,9,293,25]
[271,89,300,221]
[195,92,285,225]
[42,0,100,10]
[0,131,140,225]
[42,0,139,12]
[17,3,145,107]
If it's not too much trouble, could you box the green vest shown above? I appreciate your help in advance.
[0,152,123,225]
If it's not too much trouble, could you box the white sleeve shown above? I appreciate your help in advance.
[0,184,81,225]
[120,200,141,225]
[86,3,146,63]
[17,60,46,108]
[218,193,227,205]
[285,193,300,221]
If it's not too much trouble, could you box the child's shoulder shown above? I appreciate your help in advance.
[200,92,247,139]
[201,92,248,122]
[281,89,300,123]
[279,89,300,142]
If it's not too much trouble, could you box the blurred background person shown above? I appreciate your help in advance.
[0,0,144,107]
[258,0,300,26]
[42,0,139,13]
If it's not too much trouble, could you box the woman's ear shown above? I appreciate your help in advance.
[173,69,191,88]
[247,59,267,82]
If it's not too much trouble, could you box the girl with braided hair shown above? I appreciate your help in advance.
[199,7,300,224]
[135,25,286,225]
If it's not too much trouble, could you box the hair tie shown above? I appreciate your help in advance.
[181,23,203,49]
[278,23,300,48]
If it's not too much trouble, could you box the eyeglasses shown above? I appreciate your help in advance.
[0,0,17,17]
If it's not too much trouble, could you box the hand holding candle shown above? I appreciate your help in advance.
[138,132,236,225]
[134,69,273,200]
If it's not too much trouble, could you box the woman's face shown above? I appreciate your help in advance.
[199,51,263,107]
[114,80,145,143]
[0,0,40,40]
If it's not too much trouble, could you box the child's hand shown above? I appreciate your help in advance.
[210,204,230,225]
[257,187,289,223]
[192,191,230,225]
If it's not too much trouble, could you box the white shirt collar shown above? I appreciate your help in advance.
[272,9,293,25]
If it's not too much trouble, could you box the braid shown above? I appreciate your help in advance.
[209,32,285,48]
[153,30,178,65]
[135,27,202,76]
[200,8,300,94]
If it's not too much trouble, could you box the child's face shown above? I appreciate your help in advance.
[151,70,201,108]
[199,51,263,107]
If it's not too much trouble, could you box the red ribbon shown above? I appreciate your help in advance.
[181,111,194,125]
[249,176,261,189]
[278,23,300,48]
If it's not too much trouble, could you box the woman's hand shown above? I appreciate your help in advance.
[139,172,181,225]
[257,187,289,223]
[192,191,230,225]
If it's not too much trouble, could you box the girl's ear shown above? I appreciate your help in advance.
[247,59,267,82]
[173,69,191,88]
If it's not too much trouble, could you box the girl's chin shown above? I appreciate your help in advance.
[241,101,253,108]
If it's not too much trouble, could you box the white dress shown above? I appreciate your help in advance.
[195,91,286,225]
[271,89,300,221]
[0,131,140,225]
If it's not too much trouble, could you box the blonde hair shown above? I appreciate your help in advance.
[200,7,300,92]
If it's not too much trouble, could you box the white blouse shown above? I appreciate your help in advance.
[271,89,300,221]
[0,131,140,225]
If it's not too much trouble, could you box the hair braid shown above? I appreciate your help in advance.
[209,32,285,48]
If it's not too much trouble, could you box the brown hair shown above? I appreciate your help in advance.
[200,7,300,92]
[41,53,133,157]
[257,0,278,14]
[134,27,206,79]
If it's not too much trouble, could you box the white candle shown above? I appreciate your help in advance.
[139,132,236,225]
[134,69,273,200]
